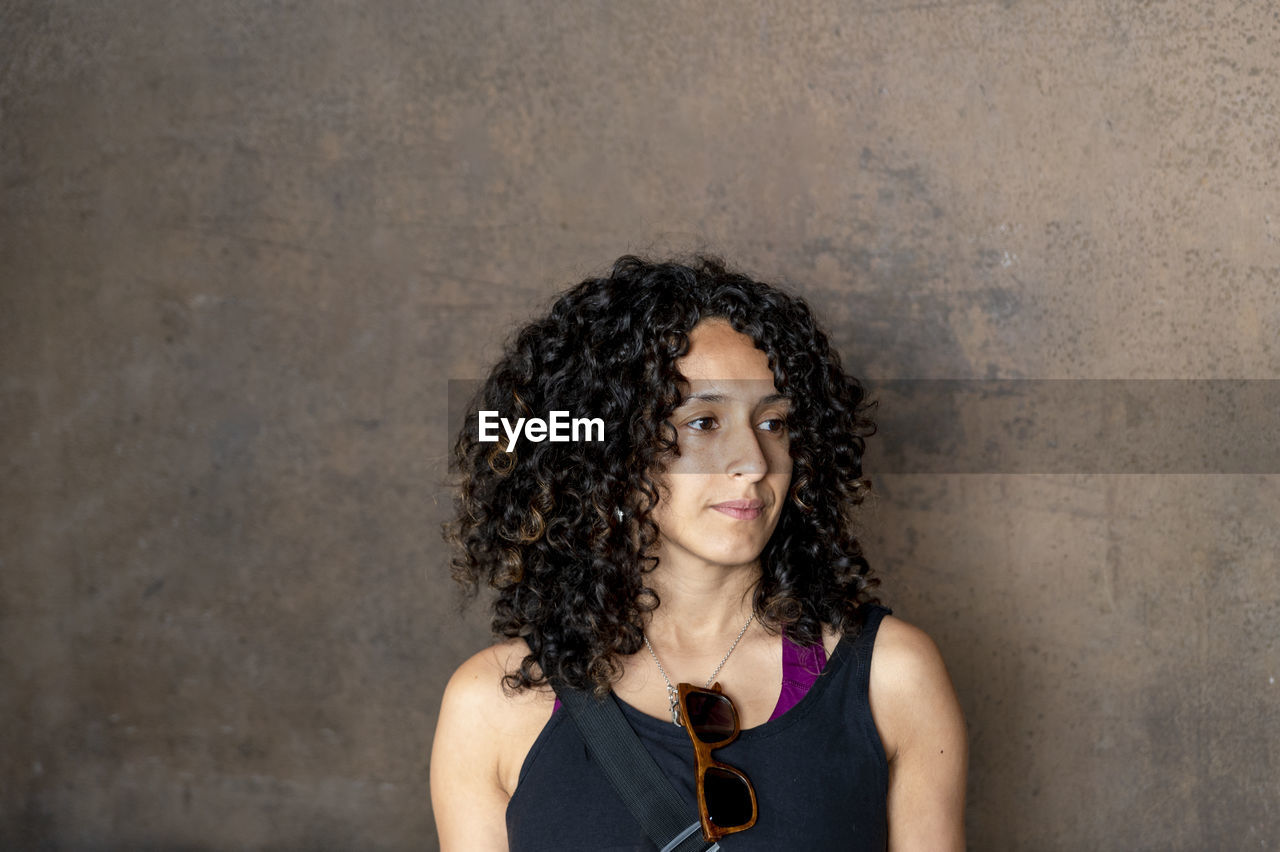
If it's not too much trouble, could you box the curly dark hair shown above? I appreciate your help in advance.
[447,255,878,695]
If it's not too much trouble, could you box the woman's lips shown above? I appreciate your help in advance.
[711,499,765,520]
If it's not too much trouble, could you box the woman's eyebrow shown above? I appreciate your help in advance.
[679,391,790,405]
[683,391,726,403]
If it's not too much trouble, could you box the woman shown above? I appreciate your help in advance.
[431,256,966,850]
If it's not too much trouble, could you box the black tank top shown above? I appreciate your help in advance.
[506,606,891,851]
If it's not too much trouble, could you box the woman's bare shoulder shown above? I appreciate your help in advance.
[872,615,948,675]
[868,616,968,848]
[431,639,558,850]
[867,615,965,760]
[436,639,557,783]
[440,638,556,729]
[444,638,534,696]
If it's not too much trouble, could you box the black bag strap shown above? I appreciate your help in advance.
[554,684,714,852]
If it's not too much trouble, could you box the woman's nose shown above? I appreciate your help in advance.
[724,424,768,480]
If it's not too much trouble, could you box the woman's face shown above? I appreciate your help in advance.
[649,318,794,574]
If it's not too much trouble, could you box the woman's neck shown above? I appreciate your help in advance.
[643,556,762,650]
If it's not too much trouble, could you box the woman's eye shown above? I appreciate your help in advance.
[759,418,787,433]
[687,416,718,431]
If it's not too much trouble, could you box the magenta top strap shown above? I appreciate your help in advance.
[768,632,828,720]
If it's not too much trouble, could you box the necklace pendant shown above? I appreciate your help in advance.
[667,683,682,727]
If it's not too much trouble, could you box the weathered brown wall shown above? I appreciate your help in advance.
[2,1,1276,849]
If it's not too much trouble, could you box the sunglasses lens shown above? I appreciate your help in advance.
[683,691,736,743]
[704,766,754,828]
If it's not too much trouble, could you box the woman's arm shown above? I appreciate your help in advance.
[431,645,534,852]
[869,616,968,852]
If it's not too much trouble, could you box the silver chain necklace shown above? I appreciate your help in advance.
[643,612,756,726]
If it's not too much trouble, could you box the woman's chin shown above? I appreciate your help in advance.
[695,546,769,572]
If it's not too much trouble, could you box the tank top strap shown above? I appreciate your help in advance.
[770,604,891,720]
[845,604,892,701]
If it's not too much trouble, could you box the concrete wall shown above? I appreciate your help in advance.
[2,1,1276,849]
